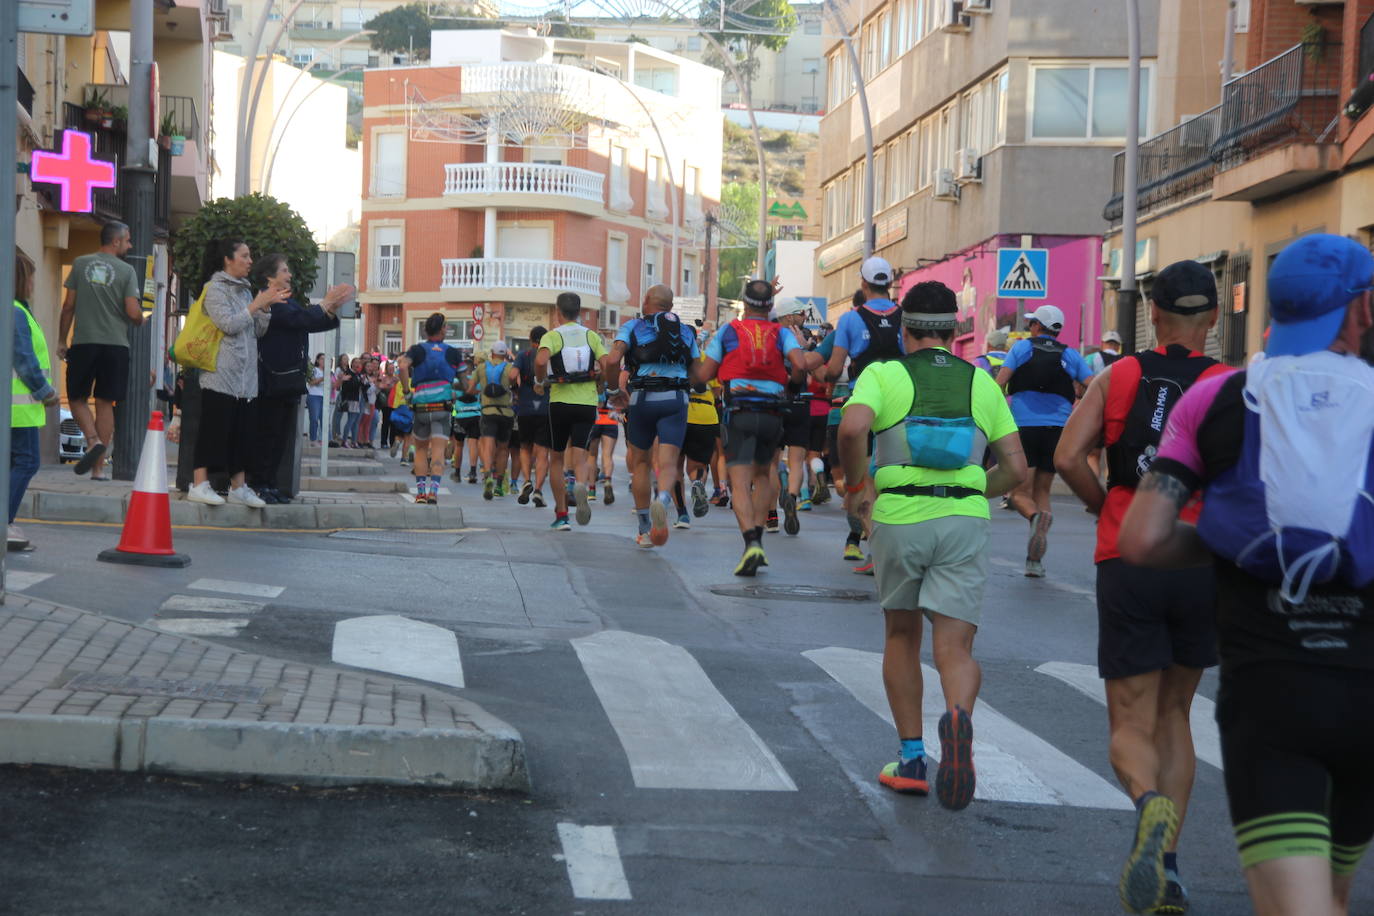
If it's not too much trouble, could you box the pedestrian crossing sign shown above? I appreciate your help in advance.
[997,248,1049,299]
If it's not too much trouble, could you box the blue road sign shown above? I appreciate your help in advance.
[997,248,1049,299]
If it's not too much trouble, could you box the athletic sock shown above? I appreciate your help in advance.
[672,481,687,515]
[1134,790,1160,812]
[415,475,426,494]
[1163,853,1178,875]
[637,508,651,534]
[899,737,925,762]
[742,528,760,548]
[847,513,864,536]
[429,475,441,492]
[556,511,569,521]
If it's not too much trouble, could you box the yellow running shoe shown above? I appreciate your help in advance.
[734,543,767,577]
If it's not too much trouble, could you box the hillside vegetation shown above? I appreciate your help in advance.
[722,119,815,197]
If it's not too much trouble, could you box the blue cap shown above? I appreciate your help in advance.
[1266,234,1374,357]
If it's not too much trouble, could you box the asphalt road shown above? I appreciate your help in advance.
[2,471,1371,915]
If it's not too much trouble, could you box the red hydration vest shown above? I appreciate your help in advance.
[718,319,788,386]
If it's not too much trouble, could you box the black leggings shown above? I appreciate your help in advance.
[379,406,394,446]
[195,389,257,478]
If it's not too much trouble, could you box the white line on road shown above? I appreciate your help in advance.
[160,595,268,615]
[153,618,252,637]
[572,630,797,791]
[988,557,1096,599]
[4,571,53,592]
[804,646,1131,810]
[556,823,631,901]
[188,578,284,599]
[332,615,464,688]
[1034,661,1223,770]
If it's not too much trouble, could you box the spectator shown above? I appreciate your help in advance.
[376,361,398,449]
[329,353,349,445]
[58,219,145,480]
[339,357,366,447]
[186,239,287,508]
[9,252,60,550]
[306,353,326,444]
[248,253,347,504]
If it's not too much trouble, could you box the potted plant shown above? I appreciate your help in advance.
[82,87,109,125]
[158,111,176,150]
[109,104,128,129]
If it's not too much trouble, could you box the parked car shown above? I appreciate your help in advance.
[58,408,85,463]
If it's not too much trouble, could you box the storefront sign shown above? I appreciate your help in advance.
[1232,282,1246,314]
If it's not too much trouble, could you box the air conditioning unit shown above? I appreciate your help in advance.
[934,168,960,200]
[599,306,620,329]
[963,0,992,13]
[955,148,982,183]
[941,0,972,32]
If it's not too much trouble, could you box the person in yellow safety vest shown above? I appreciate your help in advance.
[972,327,1010,377]
[11,253,61,552]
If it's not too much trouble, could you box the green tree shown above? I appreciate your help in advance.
[365,3,433,59]
[173,194,319,298]
[700,0,797,103]
[716,180,760,302]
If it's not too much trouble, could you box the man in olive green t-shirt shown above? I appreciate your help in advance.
[535,292,608,530]
[838,280,1026,812]
[58,220,144,478]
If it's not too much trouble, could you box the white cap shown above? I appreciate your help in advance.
[1102,329,1123,344]
[773,297,812,318]
[1024,304,1065,332]
[860,256,893,286]
[490,340,509,355]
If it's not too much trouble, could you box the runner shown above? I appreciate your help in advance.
[514,327,551,508]
[1089,329,1125,375]
[682,367,721,520]
[972,328,1009,377]
[603,284,698,548]
[994,304,1093,577]
[1054,260,1229,914]
[450,372,482,483]
[396,313,466,505]
[1119,234,1374,916]
[586,390,621,505]
[837,280,1025,810]
[478,340,518,500]
[700,279,810,575]
[533,293,608,531]
[775,298,817,535]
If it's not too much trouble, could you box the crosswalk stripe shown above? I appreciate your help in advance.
[332,615,464,688]
[1034,661,1224,771]
[188,578,284,599]
[153,618,252,637]
[4,571,53,592]
[557,824,631,901]
[572,630,796,792]
[804,646,1131,809]
[160,595,268,615]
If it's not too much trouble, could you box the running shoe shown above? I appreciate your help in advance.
[853,558,875,576]
[1027,511,1054,562]
[733,543,767,576]
[635,532,655,549]
[691,480,710,518]
[603,479,615,506]
[390,440,400,458]
[765,510,780,534]
[710,486,725,504]
[843,537,865,562]
[812,482,831,505]
[414,492,428,505]
[649,500,670,546]
[1024,559,1046,578]
[550,516,571,532]
[1151,878,1189,915]
[74,442,106,476]
[426,492,438,506]
[799,495,813,512]
[494,478,507,498]
[187,481,225,506]
[467,469,477,484]
[1119,792,1179,914]
[935,706,976,811]
[574,483,593,526]
[781,493,800,536]
[587,487,598,502]
[518,481,533,505]
[878,756,929,795]
[483,477,495,501]
[450,468,463,482]
[532,490,546,509]
[227,485,267,509]
[674,513,691,530]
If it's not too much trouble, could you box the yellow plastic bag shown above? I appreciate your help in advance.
[169,286,222,372]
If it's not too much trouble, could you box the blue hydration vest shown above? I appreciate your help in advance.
[411,341,457,407]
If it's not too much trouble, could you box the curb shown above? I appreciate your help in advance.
[0,712,528,790]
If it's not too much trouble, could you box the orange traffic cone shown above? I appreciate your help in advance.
[98,410,190,568]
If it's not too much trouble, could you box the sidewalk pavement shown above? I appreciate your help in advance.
[0,594,527,790]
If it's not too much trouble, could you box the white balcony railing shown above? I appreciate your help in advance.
[440,258,601,298]
[443,162,604,203]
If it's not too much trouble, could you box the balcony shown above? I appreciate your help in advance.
[1105,106,1221,222]
[55,102,170,228]
[85,85,206,219]
[442,162,604,216]
[1210,43,1341,201]
[439,258,602,305]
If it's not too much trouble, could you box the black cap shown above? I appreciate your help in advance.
[1151,260,1218,315]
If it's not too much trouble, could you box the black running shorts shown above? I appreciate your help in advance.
[682,422,718,466]
[1019,425,1063,473]
[479,414,513,443]
[782,400,811,450]
[66,343,130,403]
[722,409,782,467]
[548,403,596,452]
[1096,558,1218,679]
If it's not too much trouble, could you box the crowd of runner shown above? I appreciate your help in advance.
[383,237,1373,916]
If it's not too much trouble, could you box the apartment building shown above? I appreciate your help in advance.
[1102,0,1372,365]
[814,0,1160,358]
[15,0,214,457]
[357,29,722,355]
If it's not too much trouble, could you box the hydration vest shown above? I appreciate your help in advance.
[549,324,597,385]
[873,349,986,477]
[847,304,903,381]
[481,358,513,414]
[410,340,457,407]
[1196,353,1374,605]
[981,350,1007,371]
[718,319,788,391]
[626,311,693,373]
[1105,345,1218,490]
[1006,336,1076,402]
[1100,350,1124,368]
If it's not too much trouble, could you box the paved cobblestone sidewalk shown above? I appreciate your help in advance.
[0,595,526,790]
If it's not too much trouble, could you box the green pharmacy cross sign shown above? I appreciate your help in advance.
[767,200,808,221]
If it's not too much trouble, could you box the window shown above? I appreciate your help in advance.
[994,70,1009,146]
[1234,0,1250,33]
[341,7,366,28]
[879,12,892,71]
[373,226,402,290]
[371,131,405,197]
[529,141,563,165]
[609,145,632,211]
[642,240,661,293]
[414,318,473,343]
[684,164,702,217]
[804,16,822,35]
[873,149,886,212]
[607,234,630,304]
[686,35,701,50]
[1031,62,1151,140]
[646,156,668,220]
[682,251,699,297]
[291,49,315,67]
[383,330,402,358]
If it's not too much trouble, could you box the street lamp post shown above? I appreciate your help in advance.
[1117,0,1142,352]
[824,0,875,259]
[236,0,312,197]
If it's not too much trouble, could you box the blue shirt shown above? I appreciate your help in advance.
[615,315,700,379]
[1001,336,1093,427]
[816,330,836,361]
[833,300,905,360]
[706,319,801,397]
